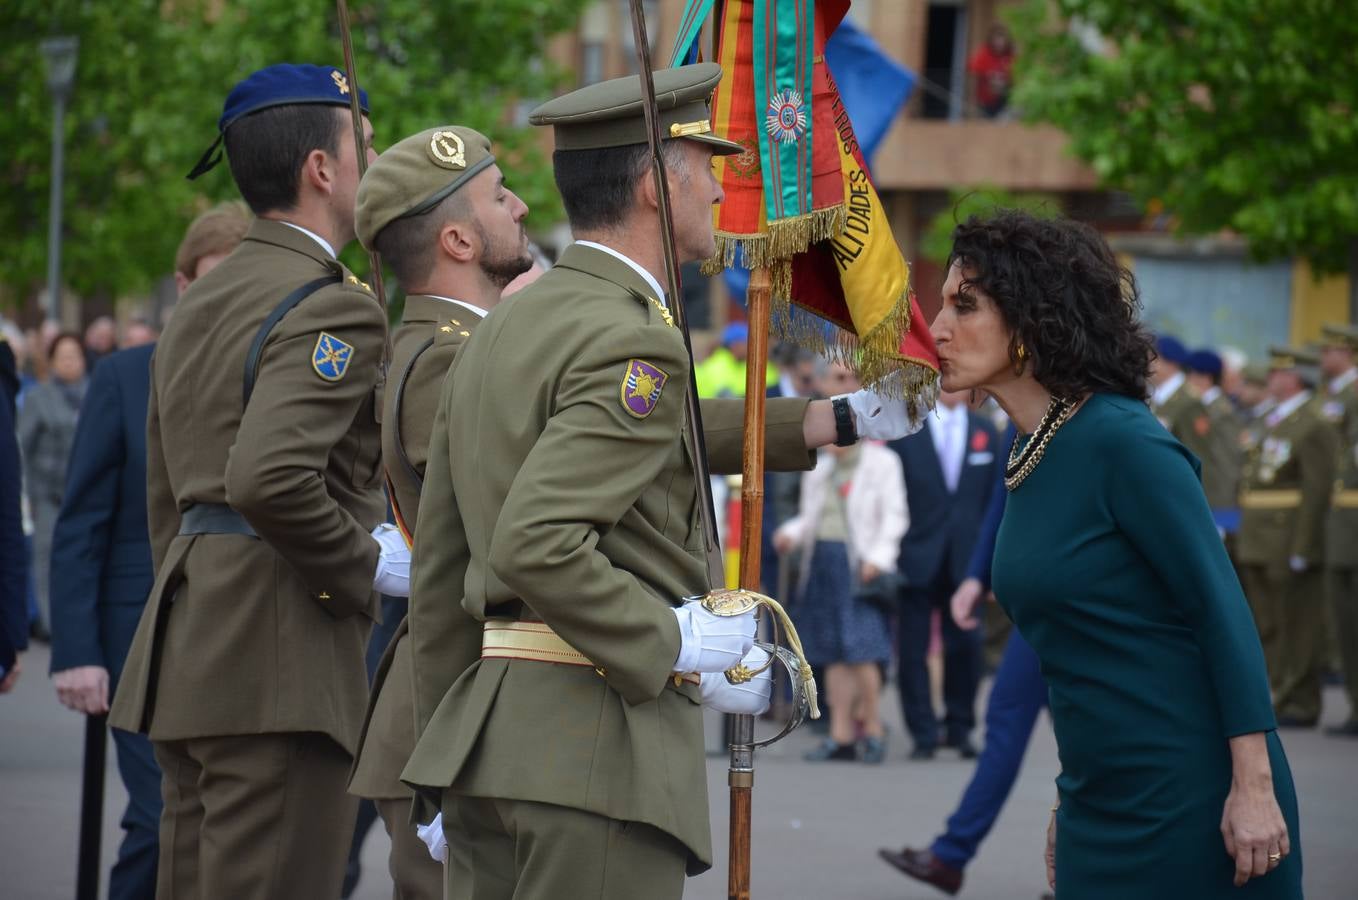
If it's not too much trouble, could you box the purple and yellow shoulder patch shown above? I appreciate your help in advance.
[620,358,669,419]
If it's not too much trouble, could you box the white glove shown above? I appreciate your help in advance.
[672,599,757,674]
[416,813,447,862]
[699,646,774,714]
[372,523,411,597]
[837,371,936,442]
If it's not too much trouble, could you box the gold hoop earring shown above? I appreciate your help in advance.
[1014,344,1028,376]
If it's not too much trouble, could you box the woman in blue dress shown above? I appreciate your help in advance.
[928,210,1301,898]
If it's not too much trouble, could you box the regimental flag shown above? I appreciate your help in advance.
[670,0,938,396]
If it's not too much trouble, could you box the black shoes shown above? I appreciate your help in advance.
[878,846,963,896]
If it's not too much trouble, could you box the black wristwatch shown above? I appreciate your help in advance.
[832,396,857,446]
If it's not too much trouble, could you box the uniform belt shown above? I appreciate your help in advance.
[481,620,700,686]
[1240,490,1302,510]
[1334,489,1358,508]
[178,503,258,537]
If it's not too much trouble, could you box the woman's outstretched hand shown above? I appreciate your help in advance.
[1221,733,1289,886]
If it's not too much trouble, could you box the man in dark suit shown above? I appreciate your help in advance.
[48,202,247,900]
[0,340,26,694]
[889,390,1002,759]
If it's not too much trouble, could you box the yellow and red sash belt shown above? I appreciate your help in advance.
[481,620,700,686]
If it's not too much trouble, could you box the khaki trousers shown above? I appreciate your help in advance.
[377,795,444,900]
[441,795,687,900]
[1242,565,1326,722]
[153,732,356,900]
[1328,567,1358,724]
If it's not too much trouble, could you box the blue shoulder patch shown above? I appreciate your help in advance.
[312,332,355,382]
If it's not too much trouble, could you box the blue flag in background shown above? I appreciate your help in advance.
[723,15,916,307]
[824,16,916,164]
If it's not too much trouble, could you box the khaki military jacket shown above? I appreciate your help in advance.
[109,219,388,754]
[401,244,813,873]
[1322,372,1358,568]
[1237,395,1338,568]
[1155,381,1213,467]
[351,297,477,800]
[1200,392,1243,510]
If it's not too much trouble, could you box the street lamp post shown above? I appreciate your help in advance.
[41,36,78,325]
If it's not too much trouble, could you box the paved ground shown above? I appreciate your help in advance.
[3,642,1353,899]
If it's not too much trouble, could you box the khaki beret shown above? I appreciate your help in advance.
[355,126,495,251]
[1320,322,1358,350]
[529,62,742,155]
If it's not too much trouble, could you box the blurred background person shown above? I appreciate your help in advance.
[880,426,1056,899]
[83,315,118,369]
[967,23,1015,119]
[1187,348,1244,537]
[1318,323,1358,737]
[0,338,26,694]
[774,362,907,763]
[18,331,88,641]
[47,200,248,900]
[120,318,159,349]
[889,389,1002,760]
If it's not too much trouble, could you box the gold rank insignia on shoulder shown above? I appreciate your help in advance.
[440,325,455,333]
[312,332,355,382]
[649,297,674,328]
[346,274,372,292]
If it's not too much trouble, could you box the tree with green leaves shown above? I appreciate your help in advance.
[1008,0,1358,304]
[920,186,1059,266]
[2,0,589,312]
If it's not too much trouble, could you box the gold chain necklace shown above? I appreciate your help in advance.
[1005,397,1076,491]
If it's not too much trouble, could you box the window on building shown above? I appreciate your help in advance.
[922,1,970,121]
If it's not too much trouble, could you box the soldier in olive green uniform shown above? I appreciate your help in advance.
[1237,346,1339,727]
[108,65,411,899]
[1150,334,1214,467]
[1186,348,1244,529]
[401,64,931,900]
[348,126,533,899]
[1319,323,1358,736]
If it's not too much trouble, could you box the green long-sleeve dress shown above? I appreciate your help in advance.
[993,394,1302,899]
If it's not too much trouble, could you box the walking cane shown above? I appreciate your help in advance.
[75,714,107,900]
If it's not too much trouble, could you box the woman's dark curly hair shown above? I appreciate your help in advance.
[948,209,1155,401]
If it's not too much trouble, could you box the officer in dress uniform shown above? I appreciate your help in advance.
[399,63,930,900]
[108,65,411,899]
[1186,348,1244,535]
[347,126,532,899]
[1150,334,1213,464]
[1236,345,1339,728]
[1319,323,1358,736]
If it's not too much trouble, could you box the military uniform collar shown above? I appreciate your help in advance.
[561,242,667,307]
[402,294,486,325]
[1329,367,1357,395]
[1266,390,1312,429]
[1152,371,1186,408]
[245,218,342,269]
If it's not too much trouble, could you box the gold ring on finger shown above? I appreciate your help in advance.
[1267,852,1282,863]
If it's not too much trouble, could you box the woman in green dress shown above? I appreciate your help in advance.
[930,210,1301,898]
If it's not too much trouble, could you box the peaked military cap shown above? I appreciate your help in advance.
[1268,344,1321,385]
[187,63,371,180]
[1320,322,1358,350]
[529,62,742,155]
[355,126,495,251]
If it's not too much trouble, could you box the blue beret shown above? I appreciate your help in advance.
[187,64,371,180]
[1155,335,1189,366]
[722,321,749,346]
[1187,349,1222,378]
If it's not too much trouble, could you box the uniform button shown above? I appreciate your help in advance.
[319,592,331,601]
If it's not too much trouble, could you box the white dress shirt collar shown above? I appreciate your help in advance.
[1201,385,1222,407]
[1152,371,1186,408]
[574,240,667,307]
[280,221,336,259]
[426,294,489,320]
